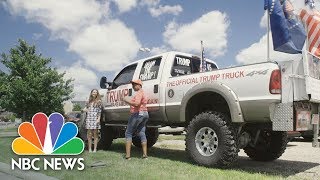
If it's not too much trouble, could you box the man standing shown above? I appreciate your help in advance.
[122,79,149,160]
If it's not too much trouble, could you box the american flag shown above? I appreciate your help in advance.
[300,8,320,57]
[200,41,206,72]
[284,0,294,13]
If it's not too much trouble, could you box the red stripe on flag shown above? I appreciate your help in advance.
[285,0,294,12]
[309,24,320,54]
[306,16,313,27]
[309,35,320,53]
[300,9,307,19]
[300,9,320,57]
[308,20,319,38]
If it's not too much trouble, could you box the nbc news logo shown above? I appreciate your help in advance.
[11,113,85,171]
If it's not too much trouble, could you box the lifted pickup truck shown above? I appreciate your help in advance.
[98,51,320,167]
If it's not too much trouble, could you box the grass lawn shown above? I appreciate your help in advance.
[0,127,18,133]
[0,136,283,180]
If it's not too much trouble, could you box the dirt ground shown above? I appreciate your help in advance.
[155,137,320,179]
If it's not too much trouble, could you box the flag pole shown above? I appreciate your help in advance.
[267,10,271,62]
[200,40,203,72]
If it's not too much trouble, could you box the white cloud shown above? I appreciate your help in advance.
[163,11,229,57]
[149,45,169,55]
[5,0,106,40]
[32,33,43,40]
[139,0,160,7]
[236,33,302,64]
[260,11,268,28]
[149,5,183,17]
[4,0,141,71]
[4,0,142,100]
[112,0,137,13]
[59,63,98,101]
[68,20,141,72]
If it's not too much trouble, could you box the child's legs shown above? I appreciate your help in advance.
[93,129,99,150]
[87,129,93,150]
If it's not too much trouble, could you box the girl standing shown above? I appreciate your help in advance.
[84,89,102,152]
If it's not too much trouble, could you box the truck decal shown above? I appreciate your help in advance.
[176,57,191,66]
[106,88,158,106]
[107,98,159,107]
[106,89,129,103]
[246,70,268,76]
[167,71,245,87]
[140,60,157,81]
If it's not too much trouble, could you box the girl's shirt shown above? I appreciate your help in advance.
[86,100,102,116]
[130,90,147,113]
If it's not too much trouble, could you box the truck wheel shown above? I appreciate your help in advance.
[185,112,238,167]
[244,131,287,161]
[302,135,313,141]
[98,125,114,150]
[132,128,159,148]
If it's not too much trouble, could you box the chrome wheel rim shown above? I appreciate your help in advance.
[195,127,218,156]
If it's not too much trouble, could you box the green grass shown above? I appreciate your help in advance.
[0,127,18,133]
[0,136,284,180]
[158,134,185,141]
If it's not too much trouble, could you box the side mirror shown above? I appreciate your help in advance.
[100,76,107,89]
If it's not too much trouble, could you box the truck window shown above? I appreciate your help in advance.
[171,56,193,77]
[112,64,137,89]
[171,56,217,77]
[206,62,218,71]
[192,60,218,72]
[139,57,162,81]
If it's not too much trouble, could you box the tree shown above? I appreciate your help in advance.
[5,113,16,123]
[73,103,82,111]
[0,39,74,121]
[0,71,6,99]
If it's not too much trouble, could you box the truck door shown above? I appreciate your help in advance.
[137,57,163,122]
[105,63,138,122]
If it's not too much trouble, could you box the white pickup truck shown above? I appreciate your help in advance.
[98,51,320,167]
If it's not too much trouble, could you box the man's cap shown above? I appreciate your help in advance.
[130,79,143,86]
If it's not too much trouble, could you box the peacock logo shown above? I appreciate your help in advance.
[12,112,84,155]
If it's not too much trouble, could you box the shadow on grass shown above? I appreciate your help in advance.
[234,156,319,177]
[109,142,190,163]
[107,142,319,178]
[291,137,319,143]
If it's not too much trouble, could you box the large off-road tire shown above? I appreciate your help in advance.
[132,128,159,148]
[98,125,114,150]
[302,135,313,141]
[185,112,238,167]
[244,131,287,161]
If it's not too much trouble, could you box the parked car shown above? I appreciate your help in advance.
[65,111,81,125]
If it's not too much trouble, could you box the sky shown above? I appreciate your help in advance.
[0,0,319,100]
